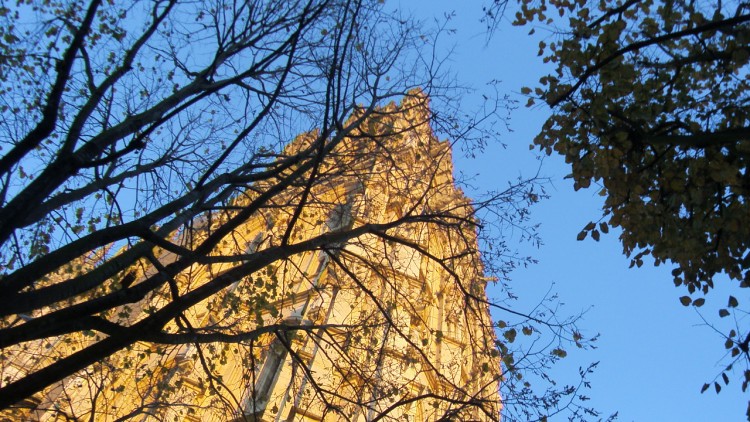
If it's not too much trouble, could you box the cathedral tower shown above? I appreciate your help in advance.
[1,93,501,421]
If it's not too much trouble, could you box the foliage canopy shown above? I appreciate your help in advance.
[493,0,750,413]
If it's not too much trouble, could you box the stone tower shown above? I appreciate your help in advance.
[1,93,501,421]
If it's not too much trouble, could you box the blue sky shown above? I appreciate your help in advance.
[403,1,747,420]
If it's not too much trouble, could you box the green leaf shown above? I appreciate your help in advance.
[732,48,750,64]
[719,309,730,318]
[503,353,515,369]
[728,296,739,308]
[551,348,567,358]
[679,296,692,306]
[693,298,705,307]
[701,383,710,393]
[503,328,517,344]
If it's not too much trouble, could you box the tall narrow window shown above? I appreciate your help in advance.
[244,338,287,415]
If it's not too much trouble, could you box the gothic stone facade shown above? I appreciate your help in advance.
[1,95,501,421]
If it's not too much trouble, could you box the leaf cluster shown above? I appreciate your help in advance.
[509,0,750,415]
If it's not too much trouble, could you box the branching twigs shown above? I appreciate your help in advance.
[0,0,103,177]
[0,1,535,419]
[550,13,750,107]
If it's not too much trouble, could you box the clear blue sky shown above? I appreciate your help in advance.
[402,1,746,420]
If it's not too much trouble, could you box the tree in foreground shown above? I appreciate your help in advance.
[485,0,750,414]
[0,0,596,420]
[3,90,507,420]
